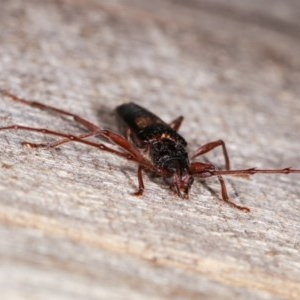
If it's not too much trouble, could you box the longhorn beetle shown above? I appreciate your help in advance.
[1,90,300,212]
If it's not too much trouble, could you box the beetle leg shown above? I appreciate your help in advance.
[190,162,249,212]
[216,174,250,212]
[191,139,230,170]
[169,116,184,131]
[20,130,102,148]
[132,165,145,196]
[1,90,99,132]
[0,125,156,171]
[2,90,103,147]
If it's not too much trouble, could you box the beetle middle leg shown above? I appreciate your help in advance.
[191,140,230,170]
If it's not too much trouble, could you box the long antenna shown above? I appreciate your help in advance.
[215,167,300,176]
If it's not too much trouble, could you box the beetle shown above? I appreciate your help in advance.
[1,90,300,212]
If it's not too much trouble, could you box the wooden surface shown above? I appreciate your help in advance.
[1,0,300,299]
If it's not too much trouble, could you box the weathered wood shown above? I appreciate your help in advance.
[0,0,300,299]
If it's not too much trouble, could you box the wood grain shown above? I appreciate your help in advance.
[0,0,300,299]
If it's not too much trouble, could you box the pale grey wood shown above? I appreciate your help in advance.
[0,0,300,299]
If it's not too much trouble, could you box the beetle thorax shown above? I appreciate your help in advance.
[150,139,194,198]
[149,139,188,169]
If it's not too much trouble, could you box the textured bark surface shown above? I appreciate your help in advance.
[0,0,300,299]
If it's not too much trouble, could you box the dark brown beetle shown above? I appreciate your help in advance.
[1,90,300,212]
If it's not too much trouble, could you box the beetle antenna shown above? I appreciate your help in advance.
[214,167,300,176]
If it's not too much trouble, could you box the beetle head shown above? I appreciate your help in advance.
[163,158,194,198]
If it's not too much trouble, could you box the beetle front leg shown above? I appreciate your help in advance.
[216,174,250,212]
[190,162,249,212]
[132,165,145,196]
